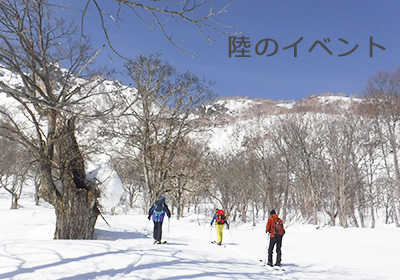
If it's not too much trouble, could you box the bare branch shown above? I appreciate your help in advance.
[82,0,238,56]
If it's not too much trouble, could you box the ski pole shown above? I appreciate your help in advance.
[264,233,270,265]
[209,224,213,242]
[228,226,235,244]
[168,218,170,238]
[144,219,150,235]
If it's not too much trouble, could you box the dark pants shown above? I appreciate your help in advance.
[268,236,283,265]
[153,221,163,241]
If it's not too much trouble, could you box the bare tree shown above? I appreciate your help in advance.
[110,156,142,211]
[204,152,243,219]
[246,134,282,221]
[0,0,108,239]
[346,110,382,228]
[364,68,400,227]
[168,139,208,219]
[321,115,361,228]
[267,118,297,222]
[273,114,324,225]
[0,136,31,209]
[106,54,215,207]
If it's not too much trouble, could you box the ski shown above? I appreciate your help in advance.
[211,241,226,247]
[258,260,286,271]
[265,265,286,272]
[153,241,167,244]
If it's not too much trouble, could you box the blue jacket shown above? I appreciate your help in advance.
[148,199,171,222]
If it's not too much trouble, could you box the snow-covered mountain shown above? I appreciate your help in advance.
[0,62,360,157]
[191,93,362,153]
[199,93,359,119]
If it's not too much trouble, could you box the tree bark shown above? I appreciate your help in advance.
[338,192,348,228]
[54,186,99,239]
[11,193,18,209]
[52,117,100,239]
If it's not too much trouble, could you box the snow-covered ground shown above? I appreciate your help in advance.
[1,189,399,280]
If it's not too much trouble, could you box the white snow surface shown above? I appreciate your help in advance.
[214,98,256,114]
[86,161,124,209]
[0,190,399,280]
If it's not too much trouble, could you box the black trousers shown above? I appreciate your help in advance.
[268,235,283,265]
[153,221,163,241]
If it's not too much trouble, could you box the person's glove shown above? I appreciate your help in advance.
[210,223,213,227]
[148,216,151,220]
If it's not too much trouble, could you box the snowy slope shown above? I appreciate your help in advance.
[1,188,399,280]
[195,93,361,154]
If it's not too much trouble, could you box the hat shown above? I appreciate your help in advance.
[270,210,276,215]
[160,196,165,201]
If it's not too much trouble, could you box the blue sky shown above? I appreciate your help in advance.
[72,0,400,101]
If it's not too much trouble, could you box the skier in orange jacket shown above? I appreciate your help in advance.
[266,210,285,267]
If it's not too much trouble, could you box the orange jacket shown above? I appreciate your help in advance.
[266,213,279,238]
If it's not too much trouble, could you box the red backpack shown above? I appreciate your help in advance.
[274,218,285,237]
[216,210,226,224]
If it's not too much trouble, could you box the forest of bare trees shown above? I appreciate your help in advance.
[0,0,399,237]
[152,86,400,229]
[103,66,400,229]
[3,64,400,230]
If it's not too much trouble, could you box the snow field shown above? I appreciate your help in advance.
[1,191,399,280]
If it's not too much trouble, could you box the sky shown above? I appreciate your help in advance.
[65,0,400,101]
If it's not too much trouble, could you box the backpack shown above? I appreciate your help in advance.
[153,201,165,222]
[216,209,226,224]
[274,218,285,237]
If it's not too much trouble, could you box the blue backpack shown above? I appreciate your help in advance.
[153,202,165,222]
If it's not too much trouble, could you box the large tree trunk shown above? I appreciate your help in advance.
[52,117,100,239]
[54,186,99,239]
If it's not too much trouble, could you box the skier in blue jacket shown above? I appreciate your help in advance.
[148,196,171,244]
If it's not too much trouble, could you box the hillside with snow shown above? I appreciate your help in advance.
[193,93,361,153]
